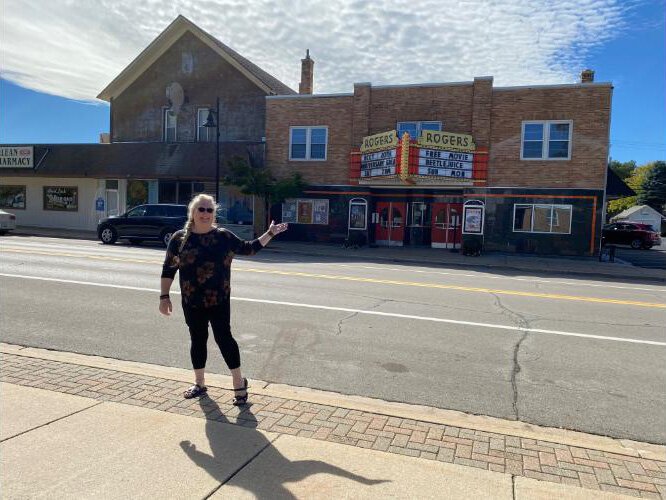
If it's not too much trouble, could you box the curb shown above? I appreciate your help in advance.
[10,227,665,282]
[263,246,666,284]
[2,342,664,462]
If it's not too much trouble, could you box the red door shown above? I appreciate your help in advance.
[375,202,406,246]
[431,203,462,248]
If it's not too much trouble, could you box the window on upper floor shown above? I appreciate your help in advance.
[396,121,442,140]
[197,108,215,142]
[290,126,328,161]
[513,204,572,234]
[521,121,572,160]
[164,109,177,142]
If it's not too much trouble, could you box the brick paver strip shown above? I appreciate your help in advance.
[2,352,664,499]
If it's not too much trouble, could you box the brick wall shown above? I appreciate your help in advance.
[266,81,611,190]
[367,84,474,136]
[489,85,612,189]
[266,96,353,185]
[112,31,267,143]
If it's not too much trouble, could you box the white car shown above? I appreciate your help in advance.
[0,209,17,235]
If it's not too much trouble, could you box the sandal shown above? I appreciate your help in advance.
[183,384,208,399]
[233,377,249,406]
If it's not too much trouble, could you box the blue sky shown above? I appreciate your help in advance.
[1,0,664,165]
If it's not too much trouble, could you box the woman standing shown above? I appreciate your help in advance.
[159,194,287,403]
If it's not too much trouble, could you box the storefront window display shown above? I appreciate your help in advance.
[282,198,329,225]
[44,186,78,211]
[513,204,572,234]
[0,185,26,209]
[127,180,158,209]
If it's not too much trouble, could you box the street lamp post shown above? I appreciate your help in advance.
[203,97,220,202]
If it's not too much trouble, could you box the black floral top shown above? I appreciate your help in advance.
[161,227,263,308]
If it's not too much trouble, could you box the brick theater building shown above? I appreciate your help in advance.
[266,69,612,256]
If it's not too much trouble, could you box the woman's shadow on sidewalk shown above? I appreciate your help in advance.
[179,395,389,499]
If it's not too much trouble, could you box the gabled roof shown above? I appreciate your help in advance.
[605,166,635,200]
[97,15,295,101]
[613,204,665,220]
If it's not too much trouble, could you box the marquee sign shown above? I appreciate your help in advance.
[353,129,485,185]
[360,149,397,177]
[417,149,474,178]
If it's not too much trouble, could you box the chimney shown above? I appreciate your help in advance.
[581,69,595,83]
[299,49,314,95]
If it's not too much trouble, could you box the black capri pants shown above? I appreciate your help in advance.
[182,299,240,370]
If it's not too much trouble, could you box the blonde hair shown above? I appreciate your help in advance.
[179,194,217,252]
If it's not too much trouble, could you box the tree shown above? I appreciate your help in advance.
[609,160,636,180]
[223,156,306,227]
[638,161,666,213]
[607,161,654,217]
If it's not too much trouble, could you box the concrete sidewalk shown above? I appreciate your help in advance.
[9,225,666,282]
[2,343,664,499]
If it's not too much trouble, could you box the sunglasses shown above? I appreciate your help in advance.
[197,207,215,213]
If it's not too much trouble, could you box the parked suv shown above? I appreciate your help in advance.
[602,222,662,250]
[97,204,188,246]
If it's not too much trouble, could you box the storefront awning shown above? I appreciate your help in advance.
[0,142,264,180]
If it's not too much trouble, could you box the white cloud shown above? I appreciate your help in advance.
[1,0,632,102]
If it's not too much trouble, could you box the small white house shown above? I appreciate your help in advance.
[611,205,665,232]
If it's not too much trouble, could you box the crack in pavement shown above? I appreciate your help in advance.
[336,299,388,335]
[490,293,531,421]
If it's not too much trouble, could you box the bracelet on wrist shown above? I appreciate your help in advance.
[160,294,170,300]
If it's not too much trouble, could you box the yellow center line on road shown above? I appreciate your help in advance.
[236,268,666,309]
[0,247,159,265]
[3,247,666,309]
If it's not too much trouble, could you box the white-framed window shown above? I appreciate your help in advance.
[521,120,572,160]
[164,109,177,142]
[197,108,214,142]
[349,198,367,230]
[513,204,572,234]
[397,121,442,140]
[281,198,329,224]
[289,126,328,160]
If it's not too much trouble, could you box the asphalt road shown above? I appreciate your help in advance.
[1,236,665,444]
[615,241,666,269]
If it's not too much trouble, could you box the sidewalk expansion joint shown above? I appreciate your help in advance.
[203,435,280,499]
[0,400,103,443]
[2,351,665,499]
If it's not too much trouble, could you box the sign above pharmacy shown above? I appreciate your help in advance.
[0,146,33,168]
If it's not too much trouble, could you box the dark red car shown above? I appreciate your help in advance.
[602,222,662,249]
